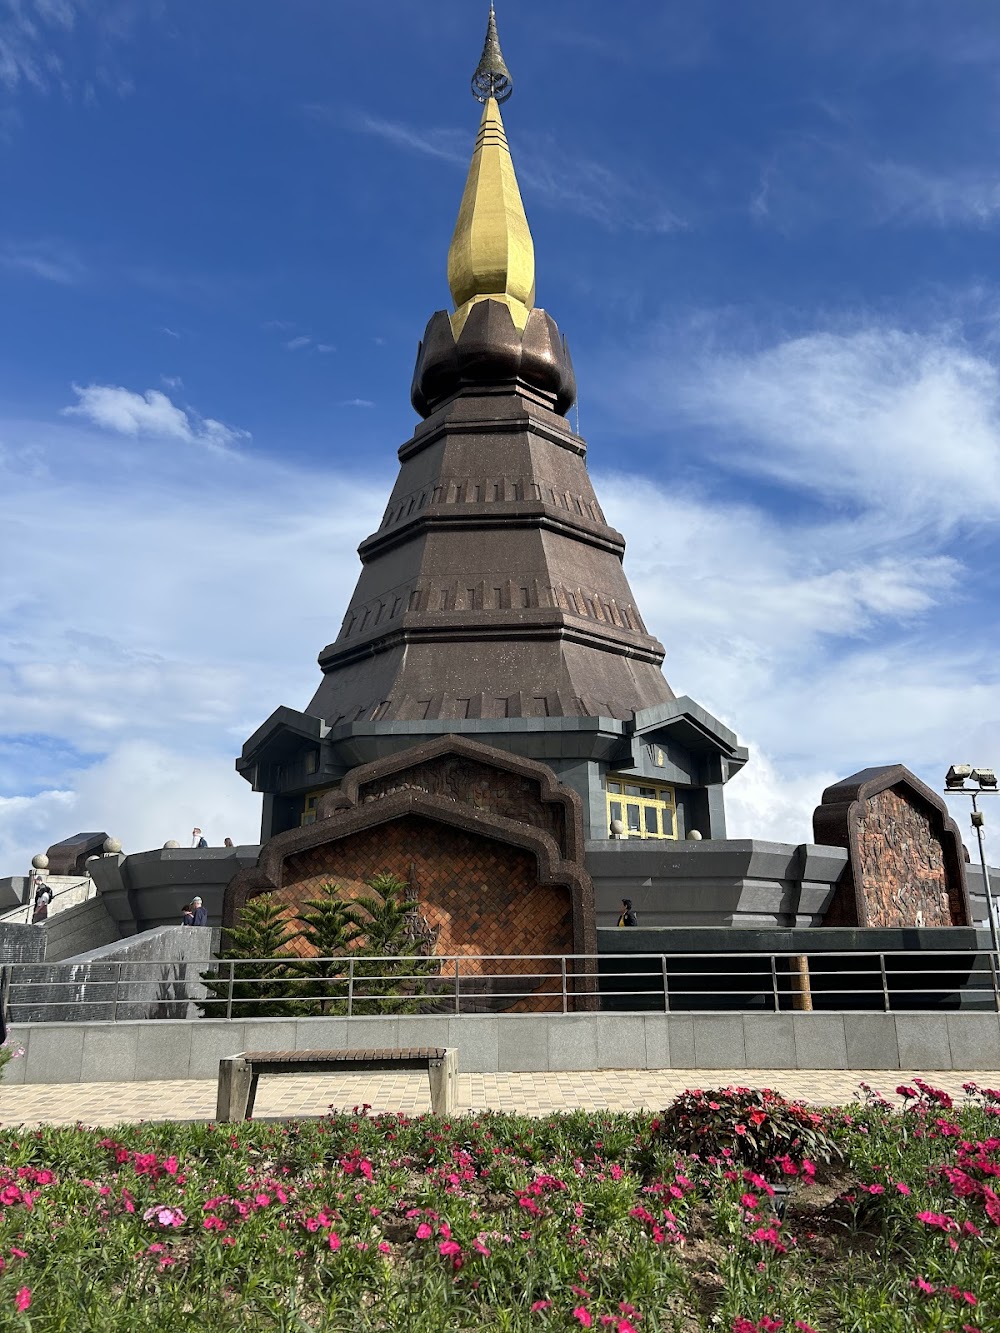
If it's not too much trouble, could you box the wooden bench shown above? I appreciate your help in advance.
[216,1047,458,1122]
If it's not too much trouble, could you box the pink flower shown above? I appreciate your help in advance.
[143,1205,185,1228]
[911,1277,935,1295]
[328,1232,341,1251]
[916,1210,957,1233]
[378,1242,391,1254]
[439,1240,462,1257]
[14,1288,30,1312]
[9,1249,27,1260]
[416,1223,433,1239]
[573,1309,593,1329]
[794,1324,817,1333]
[531,1301,551,1313]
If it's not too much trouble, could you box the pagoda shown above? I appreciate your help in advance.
[238,7,746,852]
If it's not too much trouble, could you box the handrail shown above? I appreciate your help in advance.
[0,877,93,926]
[3,944,998,1021]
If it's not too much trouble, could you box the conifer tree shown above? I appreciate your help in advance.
[202,894,295,1019]
[350,872,436,1014]
[284,882,365,1015]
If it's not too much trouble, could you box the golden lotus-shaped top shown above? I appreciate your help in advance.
[447,95,535,338]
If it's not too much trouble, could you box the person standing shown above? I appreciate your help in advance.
[32,891,51,924]
[191,828,208,848]
[223,837,234,848]
[190,896,208,926]
[617,898,638,927]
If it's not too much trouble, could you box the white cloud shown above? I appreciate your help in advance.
[341,398,374,408]
[0,742,261,870]
[285,335,311,351]
[0,411,391,870]
[62,384,249,450]
[666,324,1000,531]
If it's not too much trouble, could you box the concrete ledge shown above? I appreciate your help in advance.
[5,1011,994,1085]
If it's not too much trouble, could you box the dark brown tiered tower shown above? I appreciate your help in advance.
[309,299,673,727]
[240,11,746,844]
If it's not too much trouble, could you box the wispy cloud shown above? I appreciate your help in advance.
[339,109,467,167]
[341,398,374,409]
[285,335,312,351]
[0,0,150,104]
[871,160,1000,227]
[62,384,249,451]
[341,108,685,234]
[0,239,87,284]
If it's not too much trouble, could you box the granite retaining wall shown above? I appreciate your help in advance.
[4,1010,999,1086]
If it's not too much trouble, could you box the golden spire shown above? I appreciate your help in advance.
[447,9,535,338]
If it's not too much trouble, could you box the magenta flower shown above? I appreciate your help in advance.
[911,1277,935,1295]
[327,1232,341,1251]
[573,1309,593,1329]
[14,1288,30,1312]
[415,1223,433,1239]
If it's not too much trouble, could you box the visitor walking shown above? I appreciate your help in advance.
[617,898,638,927]
[191,828,208,848]
[223,837,234,848]
[189,896,208,926]
[31,890,51,924]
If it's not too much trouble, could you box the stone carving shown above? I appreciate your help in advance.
[813,765,971,928]
[358,754,565,852]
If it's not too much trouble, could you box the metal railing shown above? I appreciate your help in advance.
[2,945,999,1024]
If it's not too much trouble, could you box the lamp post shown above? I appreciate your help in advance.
[944,765,999,963]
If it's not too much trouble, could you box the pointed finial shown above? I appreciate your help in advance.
[471,3,513,104]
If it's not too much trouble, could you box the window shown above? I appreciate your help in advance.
[301,787,337,826]
[605,773,676,839]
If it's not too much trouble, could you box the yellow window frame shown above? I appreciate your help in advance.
[605,773,677,840]
[301,787,337,826]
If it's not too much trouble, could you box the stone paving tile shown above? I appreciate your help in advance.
[1,1068,997,1128]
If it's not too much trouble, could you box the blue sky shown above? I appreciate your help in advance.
[1,0,999,865]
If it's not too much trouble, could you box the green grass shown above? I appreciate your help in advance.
[0,1081,996,1331]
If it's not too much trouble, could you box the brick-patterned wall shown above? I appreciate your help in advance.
[265,815,573,979]
[358,757,566,855]
[858,788,956,927]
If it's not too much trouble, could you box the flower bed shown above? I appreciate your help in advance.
[0,1081,997,1330]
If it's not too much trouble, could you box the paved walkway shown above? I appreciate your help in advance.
[0,1069,994,1127]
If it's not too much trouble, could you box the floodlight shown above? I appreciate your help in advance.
[973,768,998,790]
[945,764,973,788]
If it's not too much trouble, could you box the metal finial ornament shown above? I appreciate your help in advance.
[471,3,513,104]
